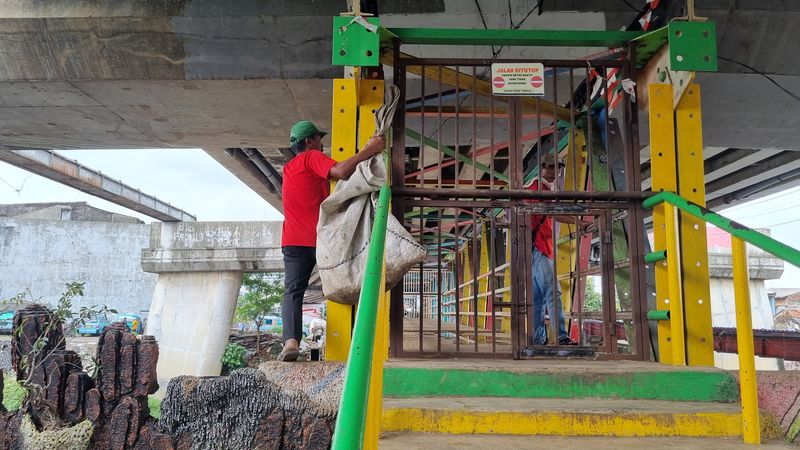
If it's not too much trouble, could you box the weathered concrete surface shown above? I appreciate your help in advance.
[141,221,282,273]
[380,433,797,449]
[0,0,796,214]
[0,202,143,223]
[145,271,242,389]
[0,218,157,314]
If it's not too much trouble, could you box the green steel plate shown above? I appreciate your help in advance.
[332,16,381,66]
[668,21,718,72]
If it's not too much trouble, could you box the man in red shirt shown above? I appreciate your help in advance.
[528,153,572,346]
[278,120,385,361]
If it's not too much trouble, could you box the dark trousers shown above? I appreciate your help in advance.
[282,246,316,343]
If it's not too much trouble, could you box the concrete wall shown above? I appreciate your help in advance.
[710,276,781,370]
[0,202,143,223]
[0,218,156,314]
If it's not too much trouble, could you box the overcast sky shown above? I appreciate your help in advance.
[1,149,799,287]
[0,149,283,223]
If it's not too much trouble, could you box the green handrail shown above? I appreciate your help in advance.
[331,184,392,450]
[643,191,800,268]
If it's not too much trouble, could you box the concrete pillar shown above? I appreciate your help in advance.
[145,271,243,386]
[141,221,283,389]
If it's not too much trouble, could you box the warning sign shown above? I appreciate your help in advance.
[490,63,546,96]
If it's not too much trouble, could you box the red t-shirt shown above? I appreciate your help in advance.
[281,150,337,247]
[527,180,554,259]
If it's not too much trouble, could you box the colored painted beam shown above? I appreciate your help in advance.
[382,398,742,437]
[405,128,509,182]
[386,28,643,48]
[382,367,739,402]
[380,51,571,121]
[643,191,800,269]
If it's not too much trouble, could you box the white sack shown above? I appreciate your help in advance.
[316,156,426,304]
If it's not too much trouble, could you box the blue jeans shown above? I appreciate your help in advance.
[532,248,569,345]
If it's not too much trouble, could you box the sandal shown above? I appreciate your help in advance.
[277,347,300,362]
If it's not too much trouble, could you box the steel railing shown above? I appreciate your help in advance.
[644,191,800,444]
[331,184,392,450]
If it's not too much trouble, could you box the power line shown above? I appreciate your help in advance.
[620,0,641,12]
[719,56,800,103]
[722,185,800,212]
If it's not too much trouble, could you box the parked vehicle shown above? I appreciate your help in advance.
[77,314,111,336]
[256,315,283,333]
[117,313,144,334]
[0,311,14,334]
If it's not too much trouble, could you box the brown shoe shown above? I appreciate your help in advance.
[277,347,300,362]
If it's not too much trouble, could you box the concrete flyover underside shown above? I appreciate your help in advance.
[0,0,798,211]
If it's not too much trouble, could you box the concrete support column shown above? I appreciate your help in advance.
[145,271,243,386]
[141,221,283,389]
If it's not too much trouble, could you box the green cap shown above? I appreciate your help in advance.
[289,120,327,144]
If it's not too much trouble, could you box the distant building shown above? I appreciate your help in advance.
[0,202,143,224]
[0,202,155,315]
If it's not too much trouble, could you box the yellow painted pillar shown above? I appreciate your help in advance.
[501,231,512,333]
[648,84,682,365]
[363,269,390,449]
[664,204,686,365]
[732,237,760,444]
[676,84,714,366]
[461,245,472,327]
[478,223,490,332]
[326,77,358,361]
[556,131,590,328]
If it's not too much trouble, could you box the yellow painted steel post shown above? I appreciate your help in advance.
[326,78,359,361]
[363,268,390,449]
[478,223,490,332]
[360,78,386,450]
[502,231,512,332]
[648,84,680,364]
[556,131,589,330]
[732,237,761,444]
[462,245,472,327]
[664,204,686,365]
[676,84,714,366]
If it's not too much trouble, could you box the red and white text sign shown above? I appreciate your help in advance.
[490,63,546,96]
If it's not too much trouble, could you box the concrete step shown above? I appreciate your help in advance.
[379,433,796,449]
[383,358,738,402]
[382,397,742,437]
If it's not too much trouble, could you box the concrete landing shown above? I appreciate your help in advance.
[379,433,795,449]
[382,397,742,437]
[383,359,739,402]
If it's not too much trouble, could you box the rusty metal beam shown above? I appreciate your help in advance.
[0,150,195,222]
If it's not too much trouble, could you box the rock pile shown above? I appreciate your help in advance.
[1,307,172,450]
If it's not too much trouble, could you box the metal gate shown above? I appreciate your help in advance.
[388,49,651,360]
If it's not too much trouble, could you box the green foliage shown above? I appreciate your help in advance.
[3,378,26,411]
[221,343,248,372]
[235,273,284,350]
[584,278,603,312]
[148,396,161,419]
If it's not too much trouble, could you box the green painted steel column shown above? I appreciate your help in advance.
[332,184,392,450]
[643,192,800,268]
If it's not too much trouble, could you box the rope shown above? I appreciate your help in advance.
[373,84,400,136]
